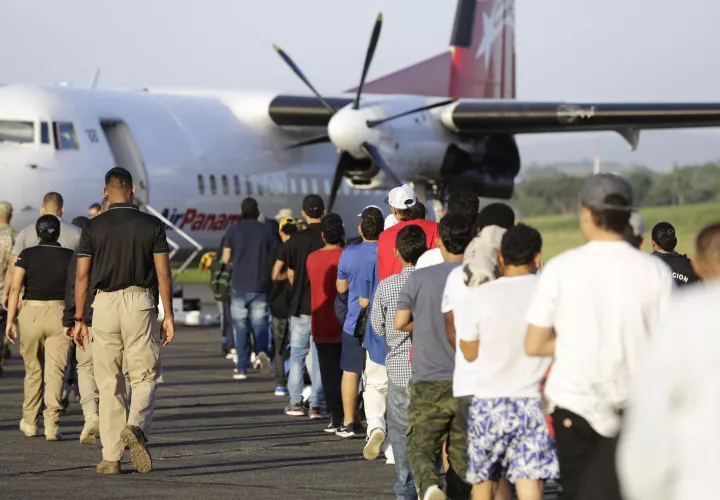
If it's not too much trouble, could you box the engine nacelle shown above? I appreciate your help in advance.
[440,135,521,199]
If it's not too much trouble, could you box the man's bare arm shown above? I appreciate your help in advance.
[359,297,370,309]
[272,260,288,281]
[394,309,413,332]
[459,339,479,362]
[337,279,349,294]
[154,253,176,346]
[287,269,295,285]
[444,311,456,349]
[525,324,556,357]
[74,256,92,323]
[2,256,17,309]
[221,247,231,264]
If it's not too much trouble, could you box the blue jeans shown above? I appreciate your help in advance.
[231,291,270,373]
[388,380,417,500]
[288,315,323,407]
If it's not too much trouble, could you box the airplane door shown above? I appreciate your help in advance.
[100,120,149,205]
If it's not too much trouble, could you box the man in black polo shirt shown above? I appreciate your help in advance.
[73,167,174,475]
[276,194,326,416]
[221,197,278,380]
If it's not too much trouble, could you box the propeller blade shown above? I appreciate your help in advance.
[360,142,402,185]
[283,134,331,150]
[273,45,336,115]
[366,98,458,128]
[328,154,347,213]
[353,13,383,110]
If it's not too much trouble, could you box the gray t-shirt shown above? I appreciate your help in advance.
[397,261,459,383]
[12,218,80,255]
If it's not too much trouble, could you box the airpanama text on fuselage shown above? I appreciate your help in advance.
[162,208,241,231]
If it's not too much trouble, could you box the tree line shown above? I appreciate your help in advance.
[511,162,720,217]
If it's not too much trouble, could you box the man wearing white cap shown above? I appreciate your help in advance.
[377,185,439,281]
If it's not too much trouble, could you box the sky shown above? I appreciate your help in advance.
[2,0,720,150]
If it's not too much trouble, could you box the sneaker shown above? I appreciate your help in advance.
[284,404,305,416]
[19,419,37,437]
[363,428,385,460]
[335,423,357,438]
[120,425,152,473]
[301,385,312,402]
[423,485,446,500]
[324,423,340,433]
[274,386,288,396]
[233,369,248,380]
[250,352,257,368]
[96,460,121,475]
[225,348,236,360]
[385,445,395,465]
[45,429,63,441]
[80,413,100,445]
[256,352,271,376]
[308,407,323,420]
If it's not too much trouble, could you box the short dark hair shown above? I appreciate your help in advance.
[476,203,515,232]
[89,203,101,212]
[439,214,474,255]
[321,213,345,245]
[43,192,64,211]
[412,202,426,220]
[501,224,542,266]
[105,167,133,190]
[447,190,479,219]
[652,222,678,252]
[587,194,631,234]
[303,194,325,220]
[241,197,259,219]
[360,207,384,241]
[71,216,90,231]
[280,223,298,237]
[36,214,61,243]
[395,224,427,265]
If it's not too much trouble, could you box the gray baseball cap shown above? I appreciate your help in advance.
[580,173,634,211]
[628,211,645,236]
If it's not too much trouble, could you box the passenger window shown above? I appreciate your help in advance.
[53,122,78,150]
[233,175,240,195]
[221,175,229,195]
[323,179,331,194]
[245,176,253,196]
[289,178,297,194]
[210,175,217,195]
[311,178,319,194]
[197,175,205,195]
[300,178,308,194]
[257,177,265,196]
[0,120,34,144]
[40,122,50,144]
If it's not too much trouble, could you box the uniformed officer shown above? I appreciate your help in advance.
[5,215,74,440]
[0,201,15,375]
[73,168,175,475]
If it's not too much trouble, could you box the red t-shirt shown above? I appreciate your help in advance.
[377,219,439,280]
[305,247,344,344]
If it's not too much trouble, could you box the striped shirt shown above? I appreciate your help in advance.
[371,266,415,387]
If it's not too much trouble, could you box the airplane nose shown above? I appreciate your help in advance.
[327,107,382,158]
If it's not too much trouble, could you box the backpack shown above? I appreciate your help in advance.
[209,260,232,302]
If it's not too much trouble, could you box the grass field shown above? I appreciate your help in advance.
[174,202,720,283]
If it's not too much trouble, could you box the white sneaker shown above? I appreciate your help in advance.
[80,414,100,445]
[385,445,395,465]
[45,428,63,441]
[233,369,248,380]
[225,348,237,360]
[423,485,446,500]
[363,428,385,460]
[19,419,37,437]
[250,352,257,368]
[256,352,271,376]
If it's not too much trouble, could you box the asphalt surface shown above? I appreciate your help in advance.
[0,326,397,500]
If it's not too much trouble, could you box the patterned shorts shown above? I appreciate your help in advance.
[466,397,560,484]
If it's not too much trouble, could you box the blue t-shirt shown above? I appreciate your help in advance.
[338,242,378,335]
[223,219,278,293]
[360,250,385,365]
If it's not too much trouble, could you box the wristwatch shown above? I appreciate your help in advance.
[74,317,85,323]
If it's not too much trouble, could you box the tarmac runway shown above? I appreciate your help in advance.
[0,326,397,500]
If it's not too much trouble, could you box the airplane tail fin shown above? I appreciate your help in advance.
[354,0,516,99]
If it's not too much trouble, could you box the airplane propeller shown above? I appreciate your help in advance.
[273,13,456,211]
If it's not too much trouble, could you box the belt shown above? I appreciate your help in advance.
[98,286,149,295]
[23,300,64,307]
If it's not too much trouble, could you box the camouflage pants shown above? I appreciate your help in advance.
[407,380,468,498]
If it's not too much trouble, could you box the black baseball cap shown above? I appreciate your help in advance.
[302,194,325,213]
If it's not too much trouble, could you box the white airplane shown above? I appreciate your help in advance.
[3,0,720,268]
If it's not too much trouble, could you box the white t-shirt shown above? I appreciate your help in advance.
[618,282,720,500]
[526,240,674,437]
[459,274,552,399]
[441,265,475,397]
[416,248,443,269]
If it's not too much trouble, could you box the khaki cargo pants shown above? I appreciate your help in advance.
[18,301,70,432]
[92,287,162,462]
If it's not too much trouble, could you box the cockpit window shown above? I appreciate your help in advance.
[53,122,78,150]
[0,121,34,144]
[40,122,50,144]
